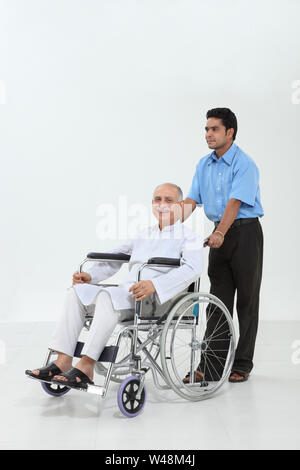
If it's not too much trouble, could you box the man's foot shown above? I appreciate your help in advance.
[52,366,94,390]
[183,369,205,384]
[53,357,94,384]
[29,356,72,378]
[229,370,249,383]
[25,362,67,382]
[26,352,73,382]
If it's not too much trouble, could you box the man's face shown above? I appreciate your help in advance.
[152,185,181,226]
[205,117,233,150]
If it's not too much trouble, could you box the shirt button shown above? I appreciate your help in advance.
[218,173,222,176]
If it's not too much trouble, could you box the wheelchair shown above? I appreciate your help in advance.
[38,252,236,418]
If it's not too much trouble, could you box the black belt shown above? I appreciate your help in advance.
[214,217,258,230]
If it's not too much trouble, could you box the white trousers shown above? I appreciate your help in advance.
[49,287,133,361]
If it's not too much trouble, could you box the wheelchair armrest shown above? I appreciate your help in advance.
[87,252,131,262]
[147,257,181,267]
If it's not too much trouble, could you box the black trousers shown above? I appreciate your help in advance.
[199,218,263,379]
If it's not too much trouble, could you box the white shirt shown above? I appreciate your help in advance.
[74,220,203,310]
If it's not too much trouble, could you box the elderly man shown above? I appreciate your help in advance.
[26,183,202,390]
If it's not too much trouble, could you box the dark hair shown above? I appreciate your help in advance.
[206,107,238,140]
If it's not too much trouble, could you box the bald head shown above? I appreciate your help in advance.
[152,183,183,230]
[153,183,183,202]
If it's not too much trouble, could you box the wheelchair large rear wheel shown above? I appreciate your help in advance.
[160,292,235,401]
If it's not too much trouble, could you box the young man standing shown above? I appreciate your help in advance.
[181,108,264,383]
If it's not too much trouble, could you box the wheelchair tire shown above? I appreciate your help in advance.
[41,381,71,397]
[160,292,236,401]
[117,376,146,418]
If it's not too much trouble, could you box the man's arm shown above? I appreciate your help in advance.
[180,198,197,222]
[129,228,202,302]
[83,239,134,284]
[216,198,241,235]
[150,231,203,305]
[207,198,241,248]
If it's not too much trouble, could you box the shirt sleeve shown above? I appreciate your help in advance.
[229,159,259,207]
[187,165,202,205]
[151,231,203,305]
[86,239,134,284]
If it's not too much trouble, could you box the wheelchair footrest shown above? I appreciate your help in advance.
[86,384,105,396]
[73,342,119,363]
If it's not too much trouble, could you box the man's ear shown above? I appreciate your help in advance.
[226,128,234,140]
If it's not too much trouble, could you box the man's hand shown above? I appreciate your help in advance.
[129,280,156,301]
[180,198,197,222]
[72,271,91,285]
[203,198,241,248]
[204,232,224,249]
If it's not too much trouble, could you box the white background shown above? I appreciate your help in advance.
[0,0,299,322]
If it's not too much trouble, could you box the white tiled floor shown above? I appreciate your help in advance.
[0,321,300,450]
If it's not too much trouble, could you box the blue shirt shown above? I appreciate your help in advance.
[187,142,264,222]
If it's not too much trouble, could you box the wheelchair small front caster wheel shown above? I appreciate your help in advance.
[41,381,71,397]
[117,376,146,418]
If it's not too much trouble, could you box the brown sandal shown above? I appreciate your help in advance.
[183,369,205,384]
[229,370,249,383]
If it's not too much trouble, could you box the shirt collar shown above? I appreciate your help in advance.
[207,142,237,166]
[153,219,182,233]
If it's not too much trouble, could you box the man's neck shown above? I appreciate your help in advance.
[214,141,233,159]
[159,222,172,231]
[158,219,179,231]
